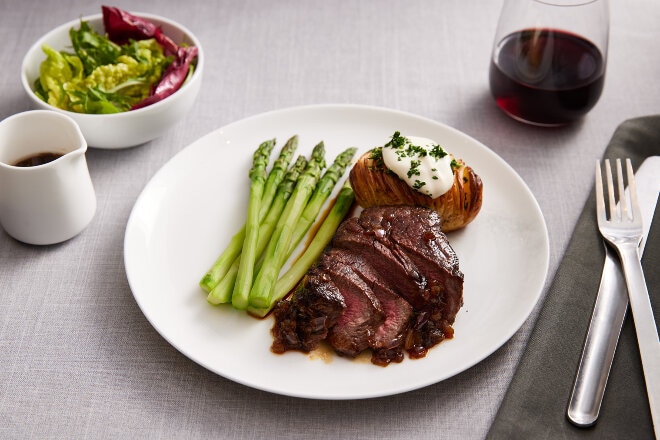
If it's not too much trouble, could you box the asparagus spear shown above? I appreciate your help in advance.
[199,136,297,293]
[231,139,276,309]
[287,147,356,256]
[248,142,326,308]
[207,155,307,305]
[258,135,298,219]
[199,225,247,293]
[248,180,355,318]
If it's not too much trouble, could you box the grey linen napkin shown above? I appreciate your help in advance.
[487,115,660,440]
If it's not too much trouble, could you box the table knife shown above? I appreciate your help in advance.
[567,155,660,427]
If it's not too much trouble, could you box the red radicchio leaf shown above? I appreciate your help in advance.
[102,5,178,56]
[131,46,199,110]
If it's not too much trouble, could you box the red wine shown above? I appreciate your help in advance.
[489,28,605,126]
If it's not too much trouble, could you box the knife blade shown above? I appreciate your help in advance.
[567,156,660,427]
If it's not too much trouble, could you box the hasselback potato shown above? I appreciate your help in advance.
[349,149,483,232]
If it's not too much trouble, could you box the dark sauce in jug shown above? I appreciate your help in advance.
[12,152,63,167]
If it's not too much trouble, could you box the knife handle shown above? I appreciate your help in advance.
[618,243,660,438]
[567,247,628,427]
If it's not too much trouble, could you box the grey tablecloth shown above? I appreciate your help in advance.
[1,1,659,439]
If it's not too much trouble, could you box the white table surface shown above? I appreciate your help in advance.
[1,1,659,438]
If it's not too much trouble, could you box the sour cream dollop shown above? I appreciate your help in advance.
[381,133,455,199]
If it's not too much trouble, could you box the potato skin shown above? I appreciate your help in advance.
[349,150,483,232]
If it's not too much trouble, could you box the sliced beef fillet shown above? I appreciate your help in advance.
[375,206,463,324]
[332,215,427,306]
[316,253,385,357]
[271,205,464,365]
[322,248,413,365]
[333,205,462,314]
[337,205,464,358]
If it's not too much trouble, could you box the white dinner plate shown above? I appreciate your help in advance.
[124,104,549,399]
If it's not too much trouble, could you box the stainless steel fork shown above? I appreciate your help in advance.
[596,158,660,438]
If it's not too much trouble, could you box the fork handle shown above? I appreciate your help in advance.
[618,244,660,438]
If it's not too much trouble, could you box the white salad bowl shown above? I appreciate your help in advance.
[21,12,204,149]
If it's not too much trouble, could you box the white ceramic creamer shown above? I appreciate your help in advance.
[0,110,96,245]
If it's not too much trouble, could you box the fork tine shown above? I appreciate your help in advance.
[615,158,629,221]
[625,158,640,221]
[595,160,606,223]
[604,159,617,221]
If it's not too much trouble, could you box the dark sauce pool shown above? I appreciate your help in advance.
[12,152,63,167]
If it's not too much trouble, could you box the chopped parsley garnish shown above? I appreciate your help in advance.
[368,147,385,170]
[384,132,448,162]
[407,160,421,178]
[369,147,383,161]
[413,180,426,191]
[429,143,448,159]
[384,131,407,150]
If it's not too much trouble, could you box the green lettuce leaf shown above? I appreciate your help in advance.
[70,20,121,76]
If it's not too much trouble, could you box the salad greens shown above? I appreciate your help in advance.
[34,7,197,114]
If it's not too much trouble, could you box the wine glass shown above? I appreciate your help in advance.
[489,0,609,126]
